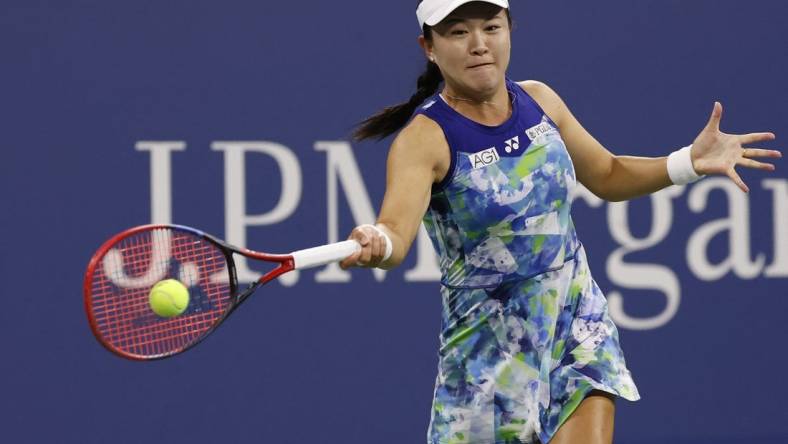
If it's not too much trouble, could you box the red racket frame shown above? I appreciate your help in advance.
[83,224,297,360]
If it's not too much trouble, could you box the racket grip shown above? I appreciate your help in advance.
[291,240,361,269]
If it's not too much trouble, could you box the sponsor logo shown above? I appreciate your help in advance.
[138,141,788,330]
[504,136,520,153]
[468,147,500,169]
[525,121,554,141]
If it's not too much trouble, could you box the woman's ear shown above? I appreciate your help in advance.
[417,35,434,62]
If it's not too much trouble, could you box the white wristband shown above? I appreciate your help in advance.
[358,224,393,262]
[667,145,704,185]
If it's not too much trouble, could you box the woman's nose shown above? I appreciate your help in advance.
[469,31,489,56]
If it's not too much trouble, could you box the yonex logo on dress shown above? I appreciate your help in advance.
[525,122,554,141]
[504,136,520,153]
[468,147,500,169]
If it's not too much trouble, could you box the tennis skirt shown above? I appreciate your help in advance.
[427,245,640,444]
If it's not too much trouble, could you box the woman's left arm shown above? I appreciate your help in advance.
[521,81,781,201]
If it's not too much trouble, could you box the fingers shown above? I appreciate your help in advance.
[727,168,749,193]
[742,147,782,158]
[737,146,781,172]
[339,227,368,269]
[339,225,387,269]
[339,237,364,269]
[705,101,723,132]
[739,132,776,145]
[738,157,776,171]
[339,249,361,270]
[371,230,382,260]
[356,228,373,266]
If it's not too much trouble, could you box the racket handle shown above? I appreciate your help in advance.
[291,240,361,269]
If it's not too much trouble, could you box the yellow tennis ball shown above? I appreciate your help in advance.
[149,279,190,318]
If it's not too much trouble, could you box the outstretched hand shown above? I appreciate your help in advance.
[690,102,781,192]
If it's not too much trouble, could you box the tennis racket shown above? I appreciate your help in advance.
[83,224,363,361]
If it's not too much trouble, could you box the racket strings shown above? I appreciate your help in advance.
[88,228,232,358]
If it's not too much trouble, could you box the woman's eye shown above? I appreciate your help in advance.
[486,25,501,32]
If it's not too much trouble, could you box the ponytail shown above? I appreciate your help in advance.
[353,61,443,141]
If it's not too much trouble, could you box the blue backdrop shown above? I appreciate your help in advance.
[1,1,786,443]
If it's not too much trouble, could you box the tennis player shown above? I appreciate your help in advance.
[340,1,780,443]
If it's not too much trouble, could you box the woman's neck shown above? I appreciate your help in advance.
[441,83,512,126]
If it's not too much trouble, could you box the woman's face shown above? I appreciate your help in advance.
[421,3,511,96]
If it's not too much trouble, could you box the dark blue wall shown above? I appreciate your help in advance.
[1,1,786,443]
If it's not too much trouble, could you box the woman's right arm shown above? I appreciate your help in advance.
[339,114,450,270]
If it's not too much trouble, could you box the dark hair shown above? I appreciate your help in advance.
[353,2,512,141]
[352,59,443,142]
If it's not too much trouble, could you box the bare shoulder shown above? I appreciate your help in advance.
[515,80,565,126]
[393,114,449,159]
[396,114,446,148]
[388,114,450,182]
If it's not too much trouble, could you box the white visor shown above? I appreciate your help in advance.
[417,0,509,29]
